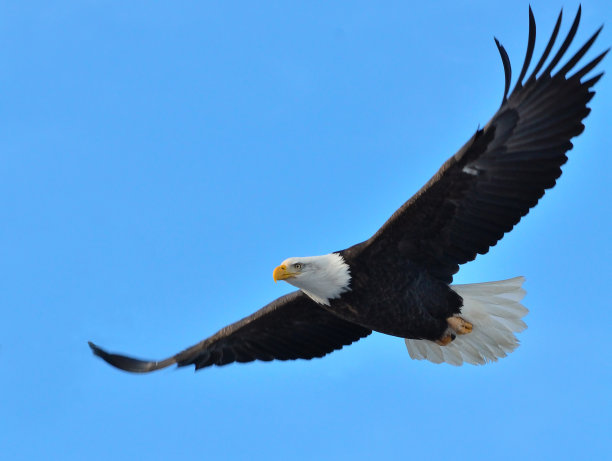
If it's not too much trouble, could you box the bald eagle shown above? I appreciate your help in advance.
[89,7,606,371]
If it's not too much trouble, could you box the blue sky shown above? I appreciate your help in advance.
[2,1,611,460]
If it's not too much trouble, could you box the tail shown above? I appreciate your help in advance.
[405,277,527,366]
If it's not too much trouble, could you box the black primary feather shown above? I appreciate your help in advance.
[362,6,606,283]
[515,6,537,88]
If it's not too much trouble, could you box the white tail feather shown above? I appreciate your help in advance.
[404,277,527,366]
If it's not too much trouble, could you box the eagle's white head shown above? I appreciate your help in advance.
[273,253,352,306]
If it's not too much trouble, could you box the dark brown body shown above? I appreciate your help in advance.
[329,250,461,340]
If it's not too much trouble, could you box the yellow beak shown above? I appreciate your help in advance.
[273,264,297,282]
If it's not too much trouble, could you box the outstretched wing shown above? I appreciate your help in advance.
[358,7,608,283]
[89,291,371,373]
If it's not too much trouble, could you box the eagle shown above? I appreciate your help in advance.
[89,7,606,372]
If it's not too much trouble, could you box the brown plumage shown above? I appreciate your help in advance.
[90,7,606,372]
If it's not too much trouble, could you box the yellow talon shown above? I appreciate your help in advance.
[447,316,473,335]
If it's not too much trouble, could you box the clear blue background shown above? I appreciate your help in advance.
[2,1,611,460]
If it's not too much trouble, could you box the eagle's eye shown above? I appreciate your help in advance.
[293,263,302,270]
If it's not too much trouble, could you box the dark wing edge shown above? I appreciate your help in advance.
[358,6,608,282]
[89,291,371,373]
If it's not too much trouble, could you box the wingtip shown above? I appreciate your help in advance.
[516,6,537,89]
[88,341,102,355]
[88,341,114,361]
[574,4,582,27]
[493,37,512,104]
[88,340,176,373]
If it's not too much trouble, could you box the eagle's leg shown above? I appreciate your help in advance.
[447,315,473,335]
[435,316,473,346]
[435,331,455,346]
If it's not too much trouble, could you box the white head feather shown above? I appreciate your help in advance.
[278,253,352,306]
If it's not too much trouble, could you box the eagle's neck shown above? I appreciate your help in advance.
[293,254,352,306]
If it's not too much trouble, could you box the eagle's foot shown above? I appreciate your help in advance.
[447,316,473,335]
[435,330,456,346]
